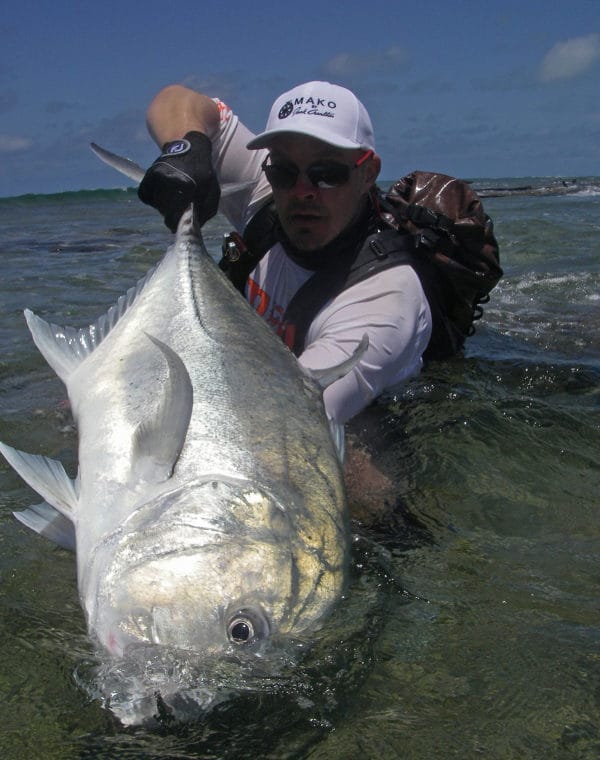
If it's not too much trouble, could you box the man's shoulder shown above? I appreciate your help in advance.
[329,264,428,309]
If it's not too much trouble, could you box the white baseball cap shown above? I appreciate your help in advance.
[246,81,375,152]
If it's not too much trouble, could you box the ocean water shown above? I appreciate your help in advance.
[0,178,599,759]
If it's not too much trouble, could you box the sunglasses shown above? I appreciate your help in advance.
[261,150,373,190]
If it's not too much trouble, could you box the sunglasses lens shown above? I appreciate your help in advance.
[263,163,298,189]
[262,159,354,190]
[308,163,350,189]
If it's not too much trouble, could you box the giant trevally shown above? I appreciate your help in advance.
[0,176,366,722]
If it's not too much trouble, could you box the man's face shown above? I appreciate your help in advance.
[264,134,380,252]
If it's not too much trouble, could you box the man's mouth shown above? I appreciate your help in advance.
[287,209,322,224]
[292,213,319,221]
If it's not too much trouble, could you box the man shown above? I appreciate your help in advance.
[138,81,432,430]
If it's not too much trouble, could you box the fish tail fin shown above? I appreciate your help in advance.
[0,440,77,517]
[90,141,255,197]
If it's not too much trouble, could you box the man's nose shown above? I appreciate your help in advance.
[291,171,317,198]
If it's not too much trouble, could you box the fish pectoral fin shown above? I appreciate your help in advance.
[131,334,193,483]
[0,441,77,517]
[299,335,369,461]
[14,501,76,551]
[302,333,369,390]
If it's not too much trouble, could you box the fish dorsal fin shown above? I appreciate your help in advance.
[130,334,193,484]
[0,441,78,517]
[24,266,157,383]
[90,141,255,197]
[14,502,76,551]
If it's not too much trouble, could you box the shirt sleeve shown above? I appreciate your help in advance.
[210,99,272,231]
[297,266,432,425]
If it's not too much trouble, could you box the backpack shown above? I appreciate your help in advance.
[375,171,503,359]
[219,171,503,361]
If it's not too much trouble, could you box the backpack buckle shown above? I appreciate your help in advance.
[221,231,247,263]
[406,203,438,228]
[416,228,440,249]
[368,236,390,260]
[406,203,455,235]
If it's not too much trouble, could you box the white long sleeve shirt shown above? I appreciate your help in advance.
[210,100,432,425]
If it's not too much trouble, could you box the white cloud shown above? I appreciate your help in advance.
[539,33,600,82]
[0,134,32,152]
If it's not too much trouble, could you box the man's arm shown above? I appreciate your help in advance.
[138,85,222,231]
[298,266,431,425]
[298,267,430,521]
[145,84,221,146]
[344,437,397,523]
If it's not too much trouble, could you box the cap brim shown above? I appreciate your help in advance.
[246,125,366,151]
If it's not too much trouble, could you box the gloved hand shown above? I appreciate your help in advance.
[138,131,220,232]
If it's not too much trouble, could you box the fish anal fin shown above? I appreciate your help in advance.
[328,420,346,463]
[14,502,76,551]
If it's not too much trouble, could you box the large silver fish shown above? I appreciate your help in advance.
[0,194,366,722]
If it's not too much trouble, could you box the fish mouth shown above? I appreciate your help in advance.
[81,644,234,726]
[84,633,305,726]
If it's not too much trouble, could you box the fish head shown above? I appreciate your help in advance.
[84,476,348,661]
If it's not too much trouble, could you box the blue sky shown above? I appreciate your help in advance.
[1,0,598,197]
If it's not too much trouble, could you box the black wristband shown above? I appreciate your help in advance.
[160,131,212,164]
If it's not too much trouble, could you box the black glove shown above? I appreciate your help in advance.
[138,131,220,232]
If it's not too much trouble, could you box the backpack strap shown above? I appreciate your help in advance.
[282,229,417,356]
[218,199,279,293]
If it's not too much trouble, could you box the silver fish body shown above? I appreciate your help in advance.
[0,208,359,721]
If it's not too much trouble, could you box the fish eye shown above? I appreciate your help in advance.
[229,618,253,642]
[226,607,269,645]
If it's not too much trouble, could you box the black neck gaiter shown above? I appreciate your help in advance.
[277,196,378,272]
